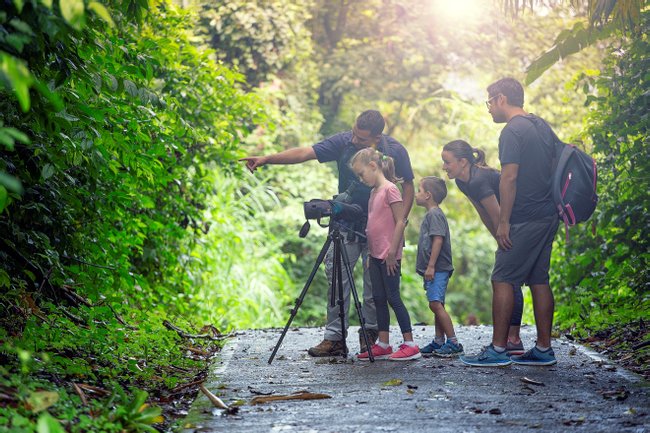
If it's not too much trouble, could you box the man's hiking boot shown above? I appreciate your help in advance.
[307,339,347,357]
[358,328,379,353]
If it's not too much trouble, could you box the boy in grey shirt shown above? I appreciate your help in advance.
[415,177,463,357]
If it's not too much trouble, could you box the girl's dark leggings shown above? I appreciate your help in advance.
[511,284,524,326]
[368,256,412,334]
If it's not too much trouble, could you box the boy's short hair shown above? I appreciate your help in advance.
[421,176,447,204]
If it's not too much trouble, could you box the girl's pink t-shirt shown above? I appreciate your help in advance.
[366,182,403,260]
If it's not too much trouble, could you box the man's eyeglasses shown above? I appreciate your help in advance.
[485,94,500,109]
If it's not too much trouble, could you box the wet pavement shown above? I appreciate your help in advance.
[183,326,649,433]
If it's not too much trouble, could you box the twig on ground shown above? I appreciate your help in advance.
[169,378,207,395]
[60,308,87,326]
[72,383,89,406]
[163,320,233,341]
[107,304,138,330]
[199,384,229,410]
[76,383,110,397]
[61,285,93,307]
[250,391,331,405]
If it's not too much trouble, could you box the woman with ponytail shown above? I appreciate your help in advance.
[441,140,525,356]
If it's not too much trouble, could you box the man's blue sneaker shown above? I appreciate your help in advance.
[420,340,443,356]
[460,344,512,367]
[433,340,464,357]
[511,346,557,366]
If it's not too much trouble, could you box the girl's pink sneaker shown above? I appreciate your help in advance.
[357,343,393,361]
[388,343,421,361]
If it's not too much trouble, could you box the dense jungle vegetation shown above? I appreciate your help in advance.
[0,0,647,431]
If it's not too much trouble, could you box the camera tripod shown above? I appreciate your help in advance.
[268,222,375,363]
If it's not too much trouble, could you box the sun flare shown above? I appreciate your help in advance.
[429,0,486,23]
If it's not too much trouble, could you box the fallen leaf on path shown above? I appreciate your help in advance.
[250,391,331,405]
[520,377,545,387]
[382,379,403,386]
[521,385,536,395]
[599,388,630,401]
[624,408,636,415]
[562,417,585,426]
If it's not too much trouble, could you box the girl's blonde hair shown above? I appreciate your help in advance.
[350,147,402,184]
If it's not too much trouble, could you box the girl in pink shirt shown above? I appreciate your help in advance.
[350,148,421,361]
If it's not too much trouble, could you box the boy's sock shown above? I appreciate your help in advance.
[535,344,551,352]
[434,336,445,345]
[492,345,506,353]
[377,341,390,349]
[447,336,458,345]
[403,340,417,347]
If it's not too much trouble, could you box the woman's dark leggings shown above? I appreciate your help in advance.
[368,257,412,334]
[511,284,524,326]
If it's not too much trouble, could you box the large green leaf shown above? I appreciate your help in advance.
[60,0,86,30]
[525,21,615,85]
[88,1,115,27]
[0,52,33,111]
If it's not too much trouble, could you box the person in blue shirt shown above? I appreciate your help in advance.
[241,110,415,357]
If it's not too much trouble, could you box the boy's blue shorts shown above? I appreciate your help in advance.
[424,271,452,303]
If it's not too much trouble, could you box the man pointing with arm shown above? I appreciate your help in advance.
[241,110,415,356]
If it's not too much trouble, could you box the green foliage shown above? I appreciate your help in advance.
[194,0,314,86]
[0,0,292,431]
[552,10,649,332]
[525,21,615,84]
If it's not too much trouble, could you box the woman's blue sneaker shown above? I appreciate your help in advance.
[505,340,525,356]
[420,340,443,355]
[433,341,464,357]
[459,344,512,367]
[511,347,557,366]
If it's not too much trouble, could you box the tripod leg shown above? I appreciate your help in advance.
[340,239,375,362]
[268,236,332,364]
[333,233,349,358]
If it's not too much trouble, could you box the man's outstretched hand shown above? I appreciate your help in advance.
[239,156,267,173]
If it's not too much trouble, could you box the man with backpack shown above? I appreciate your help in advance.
[461,77,560,367]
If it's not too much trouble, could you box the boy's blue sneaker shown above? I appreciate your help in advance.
[511,346,557,366]
[433,341,464,358]
[420,340,443,356]
[460,344,512,367]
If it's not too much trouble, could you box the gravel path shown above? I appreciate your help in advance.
[183,325,649,433]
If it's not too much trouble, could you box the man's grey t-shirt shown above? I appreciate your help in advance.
[416,207,453,276]
[499,114,556,224]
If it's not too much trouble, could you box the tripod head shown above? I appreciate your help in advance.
[299,199,366,240]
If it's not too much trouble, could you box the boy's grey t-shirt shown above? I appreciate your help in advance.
[416,207,454,276]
